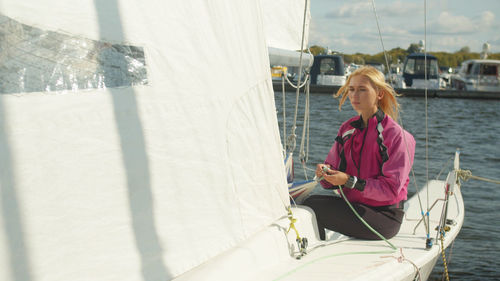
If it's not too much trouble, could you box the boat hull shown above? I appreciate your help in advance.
[176,168,464,281]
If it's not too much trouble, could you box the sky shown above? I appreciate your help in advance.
[309,0,500,55]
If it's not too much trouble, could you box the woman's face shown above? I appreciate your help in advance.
[347,75,381,116]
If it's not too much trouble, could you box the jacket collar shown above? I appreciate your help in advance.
[350,109,385,129]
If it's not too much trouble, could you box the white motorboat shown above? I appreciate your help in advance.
[451,59,500,92]
[396,53,443,89]
[310,54,347,86]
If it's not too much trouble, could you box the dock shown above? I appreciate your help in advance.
[273,82,500,100]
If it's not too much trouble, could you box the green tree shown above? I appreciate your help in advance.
[407,43,421,54]
[489,53,500,60]
[344,53,365,65]
[307,44,500,69]
[309,45,326,56]
[390,47,408,64]
[457,46,471,53]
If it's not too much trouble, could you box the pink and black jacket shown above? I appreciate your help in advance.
[321,110,415,207]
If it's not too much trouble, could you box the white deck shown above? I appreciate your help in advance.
[175,176,464,281]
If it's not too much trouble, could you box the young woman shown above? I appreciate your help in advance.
[303,66,415,240]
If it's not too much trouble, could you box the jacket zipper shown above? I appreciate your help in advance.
[351,119,369,177]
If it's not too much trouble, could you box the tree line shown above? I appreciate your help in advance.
[309,44,500,69]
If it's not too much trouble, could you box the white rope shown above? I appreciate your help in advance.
[306,82,311,164]
[299,80,311,180]
[278,0,311,208]
[282,74,287,156]
[284,73,310,89]
[457,169,500,184]
[279,0,313,181]
[289,0,309,153]
[272,0,312,214]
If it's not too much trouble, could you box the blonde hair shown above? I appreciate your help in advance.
[335,66,400,122]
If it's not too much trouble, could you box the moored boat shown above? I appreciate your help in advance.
[450,59,500,92]
[310,55,347,86]
[396,53,443,89]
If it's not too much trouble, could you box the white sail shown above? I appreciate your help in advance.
[262,0,313,67]
[262,0,310,51]
[0,1,466,281]
[0,1,292,280]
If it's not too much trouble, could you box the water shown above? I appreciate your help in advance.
[275,91,500,280]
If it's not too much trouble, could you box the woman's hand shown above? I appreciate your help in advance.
[315,163,331,178]
[316,164,349,186]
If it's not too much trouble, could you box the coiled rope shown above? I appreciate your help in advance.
[457,169,500,184]
[282,70,311,173]
[284,72,309,89]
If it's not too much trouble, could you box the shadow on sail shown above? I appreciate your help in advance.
[93,1,171,280]
[0,101,33,281]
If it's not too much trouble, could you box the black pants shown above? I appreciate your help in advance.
[302,195,404,240]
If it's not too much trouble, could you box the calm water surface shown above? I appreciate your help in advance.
[275,92,500,281]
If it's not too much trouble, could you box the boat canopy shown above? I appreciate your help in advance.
[310,55,346,84]
[402,53,440,86]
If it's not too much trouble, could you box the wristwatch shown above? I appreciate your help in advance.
[344,175,357,189]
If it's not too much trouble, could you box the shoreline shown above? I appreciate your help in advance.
[273,82,500,100]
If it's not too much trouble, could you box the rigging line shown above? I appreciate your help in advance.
[273,0,313,247]
[370,0,392,84]
[436,156,454,180]
[434,181,450,244]
[370,0,433,243]
[303,166,316,173]
[290,0,310,153]
[306,81,311,163]
[282,73,287,154]
[284,73,309,89]
[424,0,431,239]
[398,115,429,234]
[370,0,428,234]
[299,80,311,179]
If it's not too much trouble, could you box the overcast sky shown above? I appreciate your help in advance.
[309,0,500,54]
